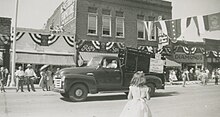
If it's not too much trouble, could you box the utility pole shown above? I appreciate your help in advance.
[11,0,19,81]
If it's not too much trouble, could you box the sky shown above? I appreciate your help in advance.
[0,0,220,41]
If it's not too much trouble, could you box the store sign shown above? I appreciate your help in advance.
[174,53,204,63]
[149,58,164,73]
[61,0,76,25]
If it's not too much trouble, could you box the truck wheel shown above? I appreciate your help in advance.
[68,84,88,102]
[60,93,69,98]
[147,83,155,96]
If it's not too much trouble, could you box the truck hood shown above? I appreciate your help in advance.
[60,67,96,76]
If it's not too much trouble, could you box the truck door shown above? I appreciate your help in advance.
[94,58,122,90]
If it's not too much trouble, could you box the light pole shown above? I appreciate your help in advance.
[11,0,19,82]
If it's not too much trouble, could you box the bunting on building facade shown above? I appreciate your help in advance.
[29,33,60,46]
[76,40,125,53]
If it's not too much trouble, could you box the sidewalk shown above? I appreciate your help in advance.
[4,84,41,90]
[165,79,216,85]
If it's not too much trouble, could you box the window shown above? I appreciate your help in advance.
[149,24,156,41]
[102,9,111,36]
[147,16,156,41]
[102,16,111,36]
[116,11,124,38]
[88,13,97,35]
[137,20,145,40]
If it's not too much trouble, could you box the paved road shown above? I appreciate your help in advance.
[0,83,220,117]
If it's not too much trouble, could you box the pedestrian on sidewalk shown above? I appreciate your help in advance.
[181,69,187,87]
[15,66,25,92]
[215,68,220,85]
[119,71,152,117]
[39,66,48,91]
[46,67,53,91]
[25,64,37,92]
[0,67,6,92]
[201,70,208,86]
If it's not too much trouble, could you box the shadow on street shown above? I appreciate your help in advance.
[153,91,179,98]
[60,91,179,102]
[60,94,127,102]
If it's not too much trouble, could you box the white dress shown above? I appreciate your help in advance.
[119,86,152,117]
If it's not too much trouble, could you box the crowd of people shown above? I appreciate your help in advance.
[168,67,219,87]
[0,64,61,93]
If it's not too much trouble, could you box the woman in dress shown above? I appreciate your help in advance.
[119,71,152,117]
[39,68,48,91]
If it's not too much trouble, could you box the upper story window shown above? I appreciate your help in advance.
[102,9,111,36]
[148,16,156,41]
[88,7,98,35]
[116,11,124,38]
[137,15,145,40]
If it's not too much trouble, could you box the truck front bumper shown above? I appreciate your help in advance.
[53,88,65,94]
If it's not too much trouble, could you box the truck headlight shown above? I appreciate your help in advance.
[61,76,66,81]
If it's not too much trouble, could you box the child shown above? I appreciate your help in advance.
[119,71,152,117]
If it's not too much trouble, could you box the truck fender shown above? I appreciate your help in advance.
[64,74,98,94]
[145,75,163,89]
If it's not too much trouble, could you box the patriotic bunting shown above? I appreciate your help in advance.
[29,33,60,46]
[144,11,220,55]
[63,36,75,47]
[76,40,125,53]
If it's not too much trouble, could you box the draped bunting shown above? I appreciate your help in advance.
[76,40,125,53]
[63,35,75,47]
[0,34,10,44]
[137,45,156,53]
[29,33,60,46]
[15,32,25,41]
[144,12,220,54]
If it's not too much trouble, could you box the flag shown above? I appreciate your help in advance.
[155,21,169,50]
[194,12,220,35]
[203,12,220,31]
[144,21,155,40]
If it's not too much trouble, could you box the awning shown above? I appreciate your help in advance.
[165,59,181,67]
[15,52,75,66]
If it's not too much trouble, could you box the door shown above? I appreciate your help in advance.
[94,57,122,90]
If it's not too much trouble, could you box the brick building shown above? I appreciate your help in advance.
[45,0,172,63]
[0,17,11,69]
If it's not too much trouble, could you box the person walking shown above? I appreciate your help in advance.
[181,69,187,87]
[15,66,25,92]
[39,68,48,91]
[0,67,6,92]
[215,68,220,85]
[46,68,53,91]
[201,70,208,86]
[119,71,152,117]
[25,64,37,92]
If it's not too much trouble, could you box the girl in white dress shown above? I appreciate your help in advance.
[119,71,152,117]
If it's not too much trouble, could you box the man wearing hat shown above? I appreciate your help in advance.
[25,64,37,92]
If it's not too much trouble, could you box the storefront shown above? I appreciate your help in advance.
[14,28,76,73]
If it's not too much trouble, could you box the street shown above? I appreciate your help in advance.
[1,83,220,117]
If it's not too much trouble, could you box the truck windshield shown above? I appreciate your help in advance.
[87,57,102,67]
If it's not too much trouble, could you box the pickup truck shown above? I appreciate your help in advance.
[54,47,165,102]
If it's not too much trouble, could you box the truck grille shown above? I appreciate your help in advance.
[54,79,62,88]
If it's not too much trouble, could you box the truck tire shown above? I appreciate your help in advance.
[60,93,69,98]
[147,83,155,96]
[68,84,88,102]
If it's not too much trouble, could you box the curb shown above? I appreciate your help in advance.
[165,79,216,85]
